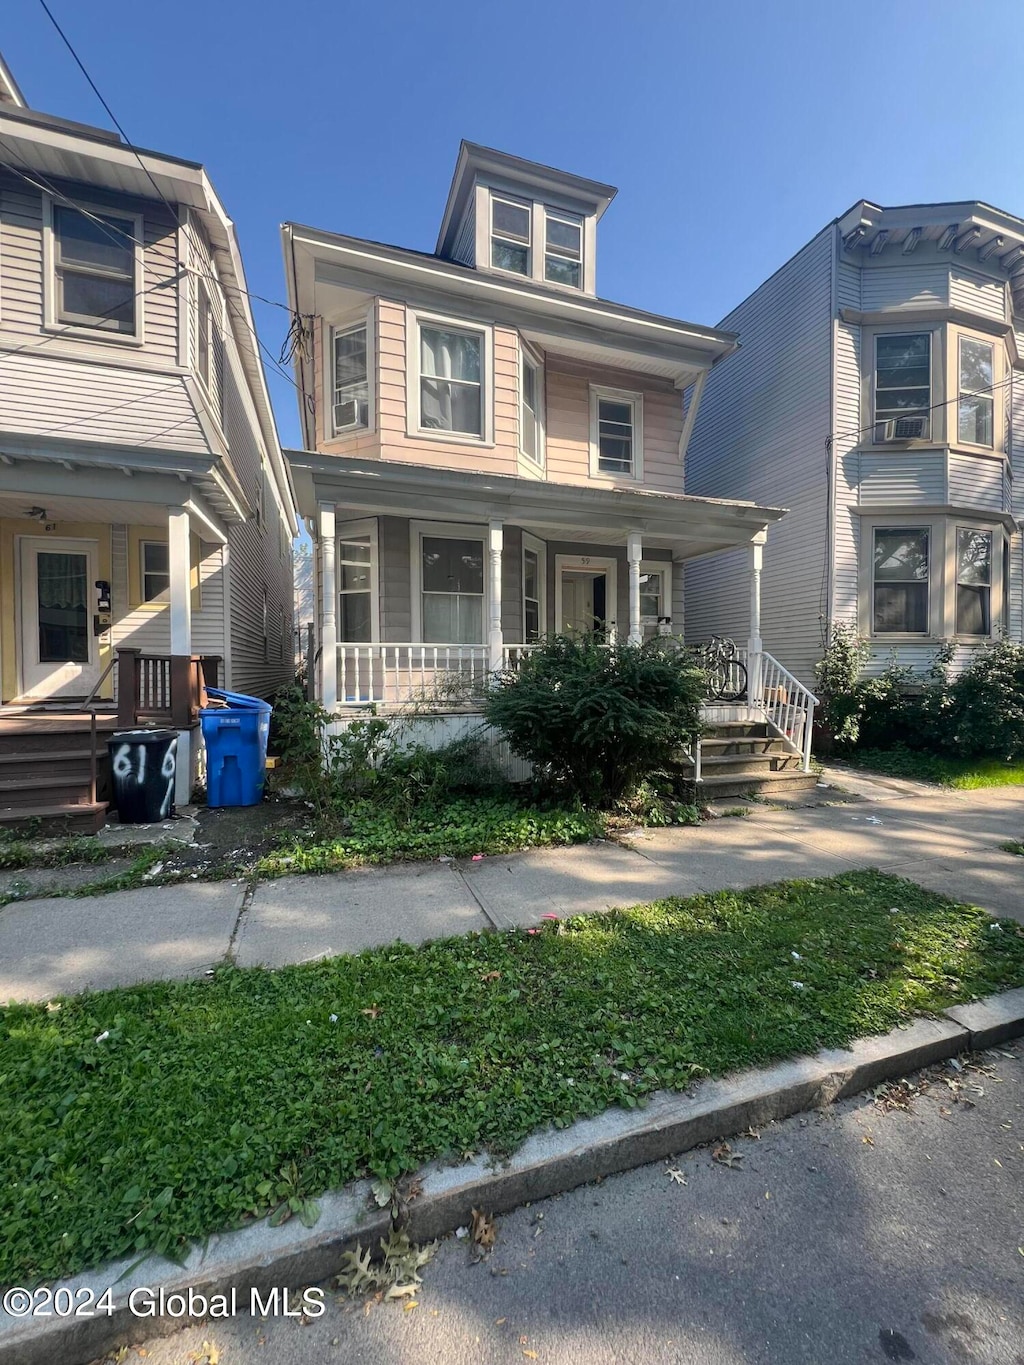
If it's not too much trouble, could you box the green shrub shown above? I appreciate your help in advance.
[947,638,1024,758]
[813,623,871,747]
[483,635,704,806]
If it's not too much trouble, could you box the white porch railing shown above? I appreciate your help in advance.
[501,644,543,669]
[337,643,490,706]
[737,647,818,773]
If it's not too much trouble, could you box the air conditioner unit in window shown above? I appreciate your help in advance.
[878,415,929,441]
[334,399,359,431]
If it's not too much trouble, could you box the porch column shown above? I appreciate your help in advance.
[627,532,643,645]
[748,530,766,702]
[168,507,192,807]
[319,502,338,712]
[488,519,504,673]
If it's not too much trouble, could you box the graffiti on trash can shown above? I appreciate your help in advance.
[111,737,178,820]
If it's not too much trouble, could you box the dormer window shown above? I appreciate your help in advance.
[544,211,582,289]
[490,196,531,276]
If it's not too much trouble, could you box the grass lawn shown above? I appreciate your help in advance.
[849,747,1024,789]
[2,870,1023,1287]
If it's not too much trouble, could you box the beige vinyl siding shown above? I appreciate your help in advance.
[949,268,1007,322]
[857,452,945,504]
[314,318,380,458]
[685,226,834,683]
[860,262,949,311]
[947,451,1005,510]
[545,357,683,493]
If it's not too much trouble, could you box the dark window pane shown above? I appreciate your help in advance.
[545,255,581,288]
[958,394,993,445]
[339,593,371,642]
[523,549,539,600]
[956,584,990,635]
[873,583,928,633]
[957,529,992,585]
[37,552,89,662]
[59,272,135,330]
[959,337,993,394]
[524,599,540,642]
[492,199,530,241]
[546,216,581,254]
[420,377,481,434]
[491,240,529,274]
[422,537,484,594]
[873,530,929,582]
[334,327,367,386]
[54,207,133,274]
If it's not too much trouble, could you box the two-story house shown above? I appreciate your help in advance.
[282,143,817,786]
[685,199,1024,686]
[0,53,296,827]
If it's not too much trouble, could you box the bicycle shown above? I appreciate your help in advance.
[697,636,748,702]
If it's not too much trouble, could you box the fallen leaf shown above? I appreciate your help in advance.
[712,1143,743,1169]
[495,1317,507,1325]
[862,1135,874,1146]
[361,1006,382,1019]
[403,1300,418,1312]
[471,1207,497,1251]
[480,971,502,983]
[523,1353,538,1361]
[666,1167,687,1185]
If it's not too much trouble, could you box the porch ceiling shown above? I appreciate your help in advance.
[0,493,170,525]
[287,450,786,558]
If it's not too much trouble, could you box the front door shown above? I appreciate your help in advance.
[560,570,608,637]
[18,538,100,699]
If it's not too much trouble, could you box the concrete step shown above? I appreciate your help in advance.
[689,771,821,801]
[696,752,805,777]
[703,721,773,740]
[0,801,108,835]
[699,736,791,757]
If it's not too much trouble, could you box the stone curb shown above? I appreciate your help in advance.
[4,997,1023,1365]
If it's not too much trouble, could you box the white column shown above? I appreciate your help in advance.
[168,506,192,807]
[748,530,766,702]
[627,531,643,645]
[319,502,338,712]
[488,519,504,673]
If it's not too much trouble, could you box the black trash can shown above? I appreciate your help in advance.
[107,728,179,824]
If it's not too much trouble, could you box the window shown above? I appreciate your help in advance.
[491,195,531,276]
[338,536,373,642]
[956,528,992,635]
[140,541,170,602]
[421,535,484,643]
[639,566,668,638]
[958,337,994,447]
[545,210,582,288]
[872,528,929,634]
[523,546,542,642]
[197,283,212,390]
[53,204,137,334]
[419,324,484,436]
[874,333,931,440]
[521,353,543,464]
[333,323,370,432]
[591,387,642,478]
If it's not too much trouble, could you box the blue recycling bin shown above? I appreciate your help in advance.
[199,687,271,808]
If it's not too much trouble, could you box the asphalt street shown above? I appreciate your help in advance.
[106,1045,1024,1365]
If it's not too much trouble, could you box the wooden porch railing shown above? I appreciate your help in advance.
[115,648,221,728]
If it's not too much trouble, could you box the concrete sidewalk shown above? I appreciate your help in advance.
[0,784,1020,1004]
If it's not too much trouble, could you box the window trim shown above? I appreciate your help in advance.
[868,524,932,639]
[140,539,170,604]
[870,329,935,445]
[328,306,375,440]
[42,194,145,345]
[406,309,494,446]
[521,532,547,643]
[519,340,545,469]
[335,516,380,644]
[127,527,202,612]
[955,330,998,452]
[589,384,644,481]
[478,186,590,293]
[409,519,489,644]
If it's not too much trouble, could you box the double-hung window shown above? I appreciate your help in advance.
[333,323,370,433]
[419,323,484,437]
[421,535,484,643]
[197,283,212,390]
[591,387,642,478]
[955,528,992,635]
[491,196,531,276]
[523,544,542,642]
[52,204,138,334]
[545,211,582,288]
[872,528,929,634]
[521,353,543,465]
[874,333,931,441]
[140,541,169,602]
[958,337,995,447]
[639,566,668,638]
[338,536,373,642]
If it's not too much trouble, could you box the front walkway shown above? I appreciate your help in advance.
[0,785,1021,1003]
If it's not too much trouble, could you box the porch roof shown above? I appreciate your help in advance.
[286,450,786,558]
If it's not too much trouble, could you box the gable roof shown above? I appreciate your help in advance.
[0,51,26,108]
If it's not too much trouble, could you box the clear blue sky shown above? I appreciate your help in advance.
[5,0,1024,448]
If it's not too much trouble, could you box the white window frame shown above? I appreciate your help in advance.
[410,519,489,644]
[140,539,170,604]
[406,309,494,446]
[479,187,589,293]
[336,516,380,644]
[42,194,145,345]
[955,332,997,451]
[489,192,532,278]
[543,207,584,290]
[521,532,547,642]
[639,560,671,637]
[589,385,644,481]
[519,340,545,469]
[870,330,934,444]
[328,307,375,439]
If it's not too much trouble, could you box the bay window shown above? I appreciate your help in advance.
[521,352,543,465]
[958,336,994,447]
[52,203,139,335]
[872,527,929,634]
[418,322,485,438]
[333,323,370,433]
[421,535,484,643]
[874,333,931,441]
[955,528,992,635]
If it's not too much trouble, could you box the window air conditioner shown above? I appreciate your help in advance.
[879,415,929,441]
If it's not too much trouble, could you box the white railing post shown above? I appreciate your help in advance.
[693,736,702,785]
[627,531,643,645]
[802,699,815,773]
[747,531,765,704]
[488,520,504,674]
[319,503,338,713]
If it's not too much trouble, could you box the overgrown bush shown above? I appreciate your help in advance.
[484,635,704,806]
[947,638,1024,758]
[813,624,871,747]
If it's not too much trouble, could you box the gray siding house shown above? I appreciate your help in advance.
[685,200,1024,685]
[0,53,296,826]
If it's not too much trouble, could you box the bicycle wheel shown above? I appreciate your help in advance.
[705,660,728,700]
[718,660,748,703]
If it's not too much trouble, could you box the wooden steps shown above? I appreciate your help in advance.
[0,712,115,834]
[679,721,819,801]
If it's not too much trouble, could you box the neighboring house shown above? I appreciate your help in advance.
[0,54,296,826]
[281,142,819,790]
[685,199,1024,685]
